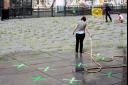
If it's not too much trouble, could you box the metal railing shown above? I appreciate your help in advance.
[0,5,127,18]
[31,5,127,17]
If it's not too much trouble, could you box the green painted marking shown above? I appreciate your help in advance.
[104,72,113,78]
[43,66,50,72]
[76,63,87,68]
[63,77,81,84]
[76,63,82,68]
[70,77,75,84]
[101,57,105,61]
[32,76,46,82]
[96,56,103,60]
[96,53,107,61]
[14,64,27,69]
[38,67,55,72]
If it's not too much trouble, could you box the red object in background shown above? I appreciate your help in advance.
[3,0,10,9]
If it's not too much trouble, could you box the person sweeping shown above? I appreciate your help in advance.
[73,16,91,53]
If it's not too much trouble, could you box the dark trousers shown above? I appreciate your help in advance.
[75,33,85,53]
[13,9,16,17]
[105,12,112,22]
[1,9,9,21]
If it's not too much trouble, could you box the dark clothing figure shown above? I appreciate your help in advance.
[76,33,85,53]
[11,4,16,18]
[1,9,9,21]
[105,4,112,22]
[1,0,10,21]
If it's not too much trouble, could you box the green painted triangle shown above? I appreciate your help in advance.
[32,76,46,82]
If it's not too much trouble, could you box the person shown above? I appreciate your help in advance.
[11,3,16,18]
[116,13,124,23]
[1,0,10,21]
[104,3,112,22]
[73,16,91,53]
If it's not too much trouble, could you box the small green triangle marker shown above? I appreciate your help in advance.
[63,77,81,84]
[32,76,46,82]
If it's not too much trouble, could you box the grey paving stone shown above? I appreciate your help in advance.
[0,14,127,85]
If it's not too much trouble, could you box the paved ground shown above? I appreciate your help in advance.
[0,14,127,85]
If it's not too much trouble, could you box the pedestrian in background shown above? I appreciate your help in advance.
[1,0,10,21]
[104,3,112,22]
[116,13,124,23]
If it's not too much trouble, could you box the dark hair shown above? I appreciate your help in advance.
[81,16,86,22]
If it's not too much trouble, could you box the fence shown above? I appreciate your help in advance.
[0,0,2,16]
[0,0,32,17]
[0,5,127,18]
[31,5,127,17]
